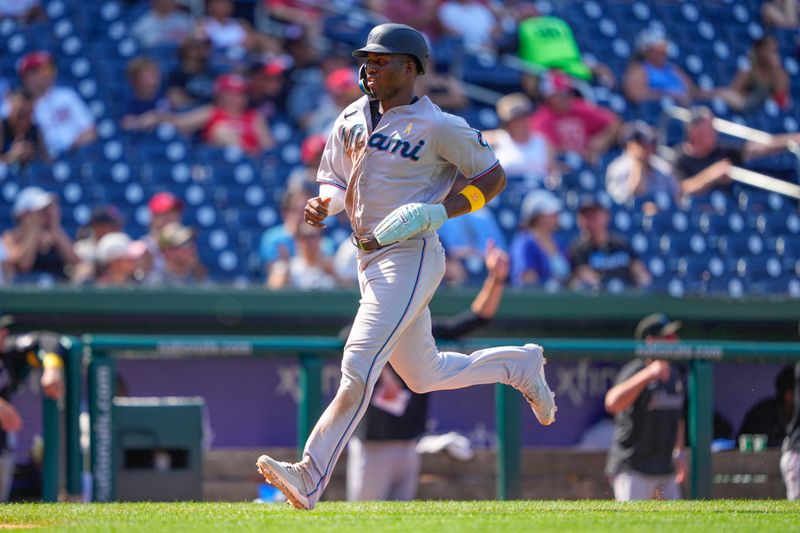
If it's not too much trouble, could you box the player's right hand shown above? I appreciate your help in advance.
[0,399,22,432]
[304,196,331,228]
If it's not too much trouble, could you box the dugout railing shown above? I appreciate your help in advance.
[41,335,800,502]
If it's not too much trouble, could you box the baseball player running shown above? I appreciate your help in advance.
[257,23,556,510]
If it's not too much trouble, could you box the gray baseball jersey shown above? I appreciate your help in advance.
[316,94,498,237]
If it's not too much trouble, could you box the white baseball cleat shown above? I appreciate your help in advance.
[256,455,312,510]
[522,344,557,426]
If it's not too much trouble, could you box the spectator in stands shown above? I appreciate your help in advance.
[196,0,261,57]
[782,354,800,500]
[248,58,291,125]
[128,73,274,155]
[144,191,184,277]
[673,106,800,197]
[605,313,686,501]
[306,68,363,136]
[364,0,440,39]
[483,92,552,181]
[413,40,469,112]
[2,187,78,283]
[346,245,509,501]
[0,0,43,23]
[259,188,335,272]
[605,122,679,205]
[623,27,713,106]
[94,232,145,287]
[530,70,620,166]
[437,0,499,54]
[0,91,44,166]
[718,36,791,113]
[165,34,217,110]
[569,195,651,292]
[738,365,795,448]
[286,41,352,132]
[130,0,193,50]
[122,57,165,119]
[762,0,799,29]
[517,14,616,88]
[0,314,65,502]
[149,222,207,285]
[72,205,125,284]
[266,221,341,291]
[510,189,570,288]
[18,51,96,157]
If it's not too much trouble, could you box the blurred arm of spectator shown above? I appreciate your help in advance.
[743,132,800,161]
[469,242,508,319]
[630,258,652,288]
[679,158,734,197]
[762,0,799,28]
[3,208,45,275]
[266,258,290,290]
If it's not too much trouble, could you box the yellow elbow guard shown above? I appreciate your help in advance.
[42,353,64,369]
[460,185,486,212]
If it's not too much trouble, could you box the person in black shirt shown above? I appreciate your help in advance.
[165,34,217,110]
[569,195,651,292]
[673,106,800,197]
[605,313,686,501]
[0,91,44,166]
[0,315,65,501]
[738,365,795,448]
[780,324,800,500]
[346,244,509,501]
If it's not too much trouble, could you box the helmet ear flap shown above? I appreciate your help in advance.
[358,63,374,97]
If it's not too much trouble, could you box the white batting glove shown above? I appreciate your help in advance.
[374,203,448,246]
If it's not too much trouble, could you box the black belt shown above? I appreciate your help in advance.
[351,234,386,252]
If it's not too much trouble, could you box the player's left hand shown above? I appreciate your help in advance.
[374,203,448,246]
[673,452,687,484]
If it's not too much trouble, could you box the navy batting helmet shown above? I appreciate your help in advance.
[352,23,429,75]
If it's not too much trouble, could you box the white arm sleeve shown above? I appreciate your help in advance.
[320,183,345,216]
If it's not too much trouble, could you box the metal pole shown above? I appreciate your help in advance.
[495,383,521,500]
[688,359,713,499]
[297,353,323,459]
[41,392,60,502]
[65,339,83,496]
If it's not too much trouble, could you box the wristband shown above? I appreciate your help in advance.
[460,185,486,212]
[42,353,64,369]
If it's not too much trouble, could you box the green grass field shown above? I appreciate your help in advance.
[1,501,799,532]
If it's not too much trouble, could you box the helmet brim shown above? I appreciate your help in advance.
[352,44,395,58]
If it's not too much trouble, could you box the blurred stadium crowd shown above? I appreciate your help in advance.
[0,0,799,295]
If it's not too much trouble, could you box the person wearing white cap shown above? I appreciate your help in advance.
[482,92,553,181]
[510,189,570,287]
[94,232,145,286]
[2,187,78,282]
[622,27,713,106]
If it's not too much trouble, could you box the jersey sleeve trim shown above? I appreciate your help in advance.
[316,178,347,191]
[466,159,500,181]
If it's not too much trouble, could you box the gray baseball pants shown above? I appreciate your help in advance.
[294,233,542,506]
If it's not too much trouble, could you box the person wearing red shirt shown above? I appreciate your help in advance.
[124,73,274,155]
[530,70,620,165]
